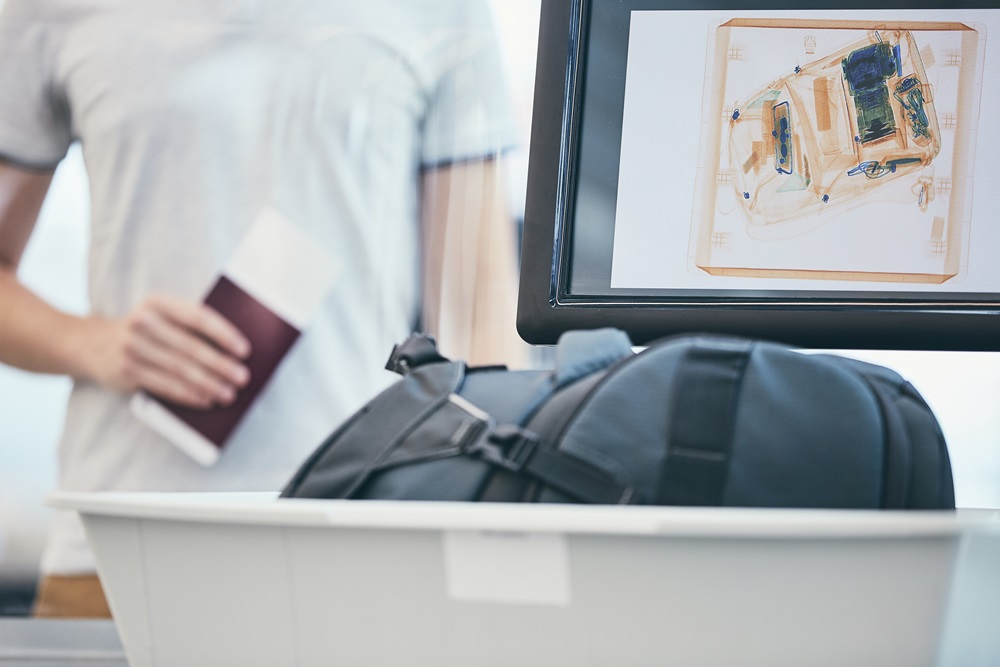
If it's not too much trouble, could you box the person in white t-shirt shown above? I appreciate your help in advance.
[0,0,525,617]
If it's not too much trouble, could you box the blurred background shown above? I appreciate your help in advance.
[1,0,997,616]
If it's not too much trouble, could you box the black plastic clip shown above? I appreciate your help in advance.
[468,425,540,473]
[447,394,636,505]
[385,332,450,375]
[447,395,537,472]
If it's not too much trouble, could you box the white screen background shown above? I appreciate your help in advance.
[611,9,1000,293]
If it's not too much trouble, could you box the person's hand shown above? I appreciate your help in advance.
[83,294,251,409]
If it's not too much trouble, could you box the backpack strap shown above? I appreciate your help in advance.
[447,395,636,505]
[657,339,753,506]
[283,360,466,498]
[859,376,913,509]
[349,390,635,504]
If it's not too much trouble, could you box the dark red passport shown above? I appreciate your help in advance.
[131,276,301,465]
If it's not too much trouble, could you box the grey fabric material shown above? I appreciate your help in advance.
[722,346,884,507]
[0,16,72,167]
[282,362,465,499]
[459,370,556,426]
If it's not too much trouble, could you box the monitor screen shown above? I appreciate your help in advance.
[517,0,1000,349]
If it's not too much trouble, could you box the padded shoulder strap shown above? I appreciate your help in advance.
[554,328,633,389]
[449,397,636,504]
[370,392,636,504]
[657,338,753,506]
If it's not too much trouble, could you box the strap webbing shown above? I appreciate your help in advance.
[863,378,913,509]
[520,441,636,505]
[657,341,752,506]
[446,396,635,505]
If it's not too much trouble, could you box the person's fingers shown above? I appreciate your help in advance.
[127,360,215,409]
[145,294,251,359]
[129,304,250,389]
[117,294,252,407]
[123,332,238,406]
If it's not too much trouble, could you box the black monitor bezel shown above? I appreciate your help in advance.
[517,0,1000,349]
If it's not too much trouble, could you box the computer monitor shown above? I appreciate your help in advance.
[517,0,1000,349]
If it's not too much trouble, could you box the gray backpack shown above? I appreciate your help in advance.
[282,330,955,509]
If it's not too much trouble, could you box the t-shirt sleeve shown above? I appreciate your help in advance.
[419,2,520,168]
[0,3,73,170]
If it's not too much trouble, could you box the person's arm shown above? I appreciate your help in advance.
[0,161,251,409]
[420,158,527,368]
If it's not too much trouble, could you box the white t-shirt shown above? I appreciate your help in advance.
[0,0,518,573]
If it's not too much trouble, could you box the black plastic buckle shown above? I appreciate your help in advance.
[448,395,537,472]
[475,426,539,473]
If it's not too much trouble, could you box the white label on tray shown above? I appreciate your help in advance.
[442,530,571,606]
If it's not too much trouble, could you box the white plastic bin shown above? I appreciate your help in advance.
[49,492,1000,667]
